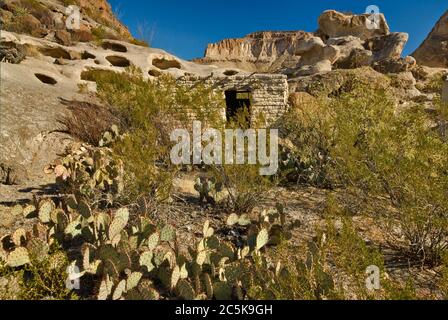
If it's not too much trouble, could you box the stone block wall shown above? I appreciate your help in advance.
[177,74,289,126]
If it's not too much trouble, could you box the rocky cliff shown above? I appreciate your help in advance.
[196,30,315,72]
[196,10,413,76]
[0,0,133,46]
[412,11,448,68]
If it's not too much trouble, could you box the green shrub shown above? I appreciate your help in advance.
[280,77,448,265]
[332,93,448,264]
[277,97,335,187]
[86,67,225,203]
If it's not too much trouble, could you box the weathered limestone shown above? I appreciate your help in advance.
[318,10,390,40]
[367,32,409,61]
[196,10,410,76]
[177,74,289,125]
[0,0,133,43]
[195,31,316,73]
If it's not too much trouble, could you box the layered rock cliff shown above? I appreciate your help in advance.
[196,10,412,76]
[196,30,315,72]
[412,11,448,68]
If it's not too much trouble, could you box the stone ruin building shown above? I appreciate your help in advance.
[177,74,289,126]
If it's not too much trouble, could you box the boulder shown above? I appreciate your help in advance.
[54,30,72,46]
[327,36,365,61]
[295,59,332,77]
[318,10,390,40]
[335,49,373,69]
[366,32,409,61]
[373,56,416,74]
[412,11,448,68]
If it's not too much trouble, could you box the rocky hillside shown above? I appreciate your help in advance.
[0,3,447,206]
[1,0,133,45]
[412,10,448,68]
[0,1,246,205]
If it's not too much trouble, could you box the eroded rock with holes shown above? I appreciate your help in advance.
[0,28,251,203]
[0,0,133,43]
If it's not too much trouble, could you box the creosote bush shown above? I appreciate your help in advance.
[279,77,448,265]
[85,67,225,203]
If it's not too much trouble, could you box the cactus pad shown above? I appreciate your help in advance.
[126,272,142,291]
[39,199,55,223]
[139,251,155,272]
[213,282,232,300]
[160,225,175,242]
[7,247,30,267]
[256,228,269,251]
[176,279,195,300]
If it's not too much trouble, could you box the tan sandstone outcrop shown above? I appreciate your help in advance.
[196,10,410,76]
[195,31,317,73]
[0,0,133,45]
[317,10,390,40]
[412,11,448,68]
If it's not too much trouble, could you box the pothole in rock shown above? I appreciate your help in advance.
[39,47,72,60]
[82,51,96,59]
[148,69,162,77]
[152,57,182,70]
[102,41,128,53]
[35,73,57,85]
[106,55,131,67]
[224,70,239,76]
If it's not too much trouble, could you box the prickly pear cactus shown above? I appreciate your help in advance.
[44,140,124,208]
[6,247,30,267]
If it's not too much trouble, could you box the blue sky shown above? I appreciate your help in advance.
[109,0,447,60]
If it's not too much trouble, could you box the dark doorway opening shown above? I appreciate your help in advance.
[225,90,251,125]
